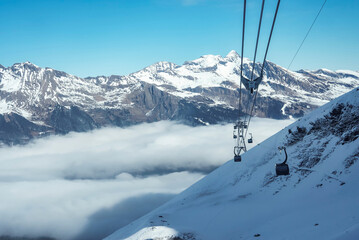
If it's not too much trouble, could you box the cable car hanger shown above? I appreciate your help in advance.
[240,0,281,95]
[276,146,289,175]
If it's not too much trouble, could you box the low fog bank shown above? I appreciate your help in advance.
[0,119,294,240]
[0,172,202,240]
[0,119,294,181]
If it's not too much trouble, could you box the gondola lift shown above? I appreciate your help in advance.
[248,133,253,143]
[276,146,289,175]
[234,154,242,162]
[233,0,281,162]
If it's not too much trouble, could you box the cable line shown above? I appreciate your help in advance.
[250,0,265,81]
[286,0,327,71]
[260,0,281,76]
[244,0,265,124]
[243,0,266,126]
[245,0,281,139]
[238,0,247,118]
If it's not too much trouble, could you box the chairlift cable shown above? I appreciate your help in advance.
[260,0,281,76]
[245,88,259,139]
[250,0,265,82]
[238,0,247,118]
[243,0,265,125]
[245,0,281,138]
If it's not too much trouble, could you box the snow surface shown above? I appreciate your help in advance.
[105,87,359,240]
[336,70,359,78]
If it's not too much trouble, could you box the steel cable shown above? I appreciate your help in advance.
[245,0,281,139]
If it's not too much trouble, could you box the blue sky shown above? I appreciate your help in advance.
[0,0,357,77]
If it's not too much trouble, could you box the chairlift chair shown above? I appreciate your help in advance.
[248,133,253,143]
[233,126,238,139]
[276,163,289,175]
[234,155,242,162]
[234,146,242,162]
[276,146,289,175]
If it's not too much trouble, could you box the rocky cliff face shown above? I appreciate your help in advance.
[0,51,358,144]
[0,113,52,145]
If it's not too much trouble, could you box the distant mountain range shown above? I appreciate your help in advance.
[0,50,358,144]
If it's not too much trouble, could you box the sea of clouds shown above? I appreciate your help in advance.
[0,119,294,240]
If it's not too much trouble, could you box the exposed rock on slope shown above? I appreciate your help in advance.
[0,113,52,145]
[47,105,97,134]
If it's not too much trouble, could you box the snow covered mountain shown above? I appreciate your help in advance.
[0,51,358,144]
[105,87,359,240]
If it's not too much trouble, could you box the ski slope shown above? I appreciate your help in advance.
[105,87,359,240]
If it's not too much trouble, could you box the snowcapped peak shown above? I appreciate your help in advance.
[199,54,223,61]
[187,54,224,68]
[319,68,334,72]
[155,61,177,69]
[12,61,40,70]
[225,50,240,60]
[144,61,178,73]
[311,68,336,75]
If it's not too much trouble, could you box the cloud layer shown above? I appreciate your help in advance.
[0,119,293,240]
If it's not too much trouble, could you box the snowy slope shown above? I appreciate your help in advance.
[105,87,359,240]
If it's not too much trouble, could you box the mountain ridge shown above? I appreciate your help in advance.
[0,51,359,144]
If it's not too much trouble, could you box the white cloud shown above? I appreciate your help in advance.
[0,119,293,239]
